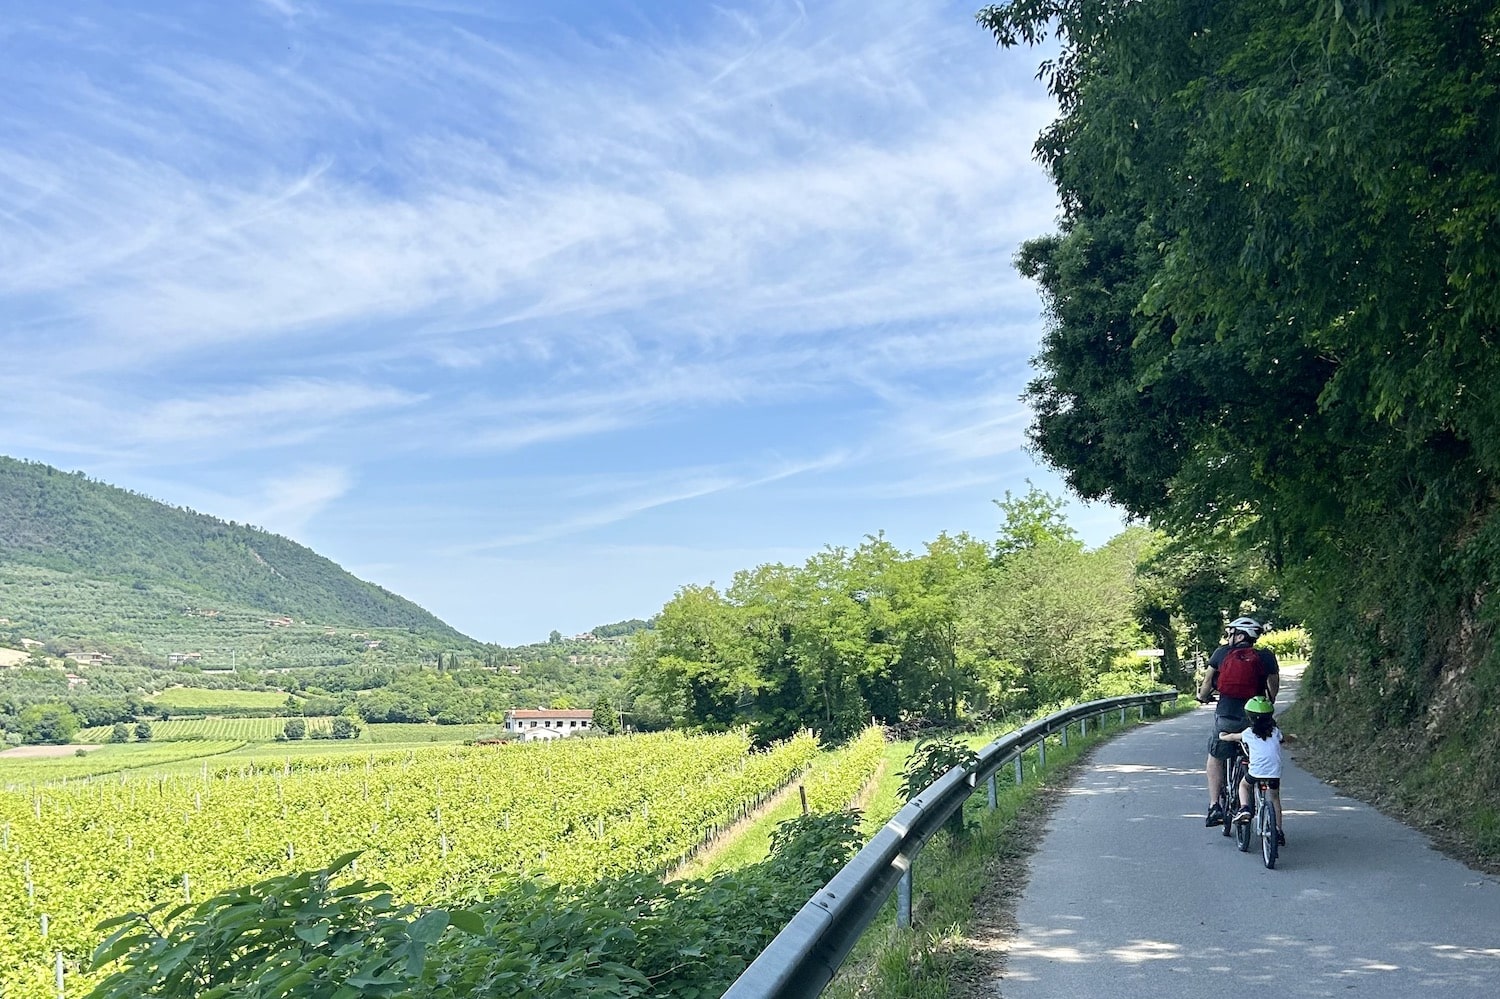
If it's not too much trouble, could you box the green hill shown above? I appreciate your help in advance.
[0,456,473,667]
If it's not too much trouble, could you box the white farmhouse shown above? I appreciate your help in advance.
[502,708,595,741]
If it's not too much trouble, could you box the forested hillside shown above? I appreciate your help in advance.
[980,0,1499,859]
[0,456,469,660]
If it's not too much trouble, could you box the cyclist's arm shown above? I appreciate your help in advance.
[1218,730,1243,742]
[1265,672,1280,703]
[1197,667,1218,702]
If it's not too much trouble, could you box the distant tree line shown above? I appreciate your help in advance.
[627,488,1264,744]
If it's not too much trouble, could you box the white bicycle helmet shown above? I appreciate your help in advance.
[1227,616,1263,639]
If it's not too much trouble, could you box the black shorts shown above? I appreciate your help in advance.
[1245,775,1281,790]
[1209,713,1248,760]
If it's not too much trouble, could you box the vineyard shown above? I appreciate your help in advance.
[0,729,827,999]
[75,716,337,743]
[0,742,247,787]
[73,717,502,746]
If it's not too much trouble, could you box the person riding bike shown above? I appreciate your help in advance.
[1218,696,1290,846]
[1197,616,1279,827]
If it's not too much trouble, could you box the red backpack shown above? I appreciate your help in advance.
[1217,646,1265,699]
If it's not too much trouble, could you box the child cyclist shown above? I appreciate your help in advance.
[1218,696,1290,846]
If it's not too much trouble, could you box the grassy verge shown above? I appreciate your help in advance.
[824,696,1195,999]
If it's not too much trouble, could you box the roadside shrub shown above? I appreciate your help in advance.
[1259,627,1311,661]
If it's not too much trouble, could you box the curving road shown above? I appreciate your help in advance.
[991,669,1500,997]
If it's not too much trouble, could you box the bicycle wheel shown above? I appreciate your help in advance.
[1222,757,1244,839]
[1235,801,1252,852]
[1259,792,1278,869]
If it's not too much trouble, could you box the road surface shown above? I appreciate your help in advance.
[991,670,1500,997]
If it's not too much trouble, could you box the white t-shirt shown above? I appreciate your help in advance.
[1241,726,1284,779]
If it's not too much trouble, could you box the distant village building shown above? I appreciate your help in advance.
[65,651,114,665]
[502,709,594,741]
[167,652,202,666]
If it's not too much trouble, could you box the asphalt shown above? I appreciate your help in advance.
[988,670,1500,998]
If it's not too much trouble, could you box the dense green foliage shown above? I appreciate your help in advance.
[629,490,1162,742]
[980,0,1499,843]
[84,811,862,999]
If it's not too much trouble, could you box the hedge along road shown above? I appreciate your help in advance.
[987,667,1500,998]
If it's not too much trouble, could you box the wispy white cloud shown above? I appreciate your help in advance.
[250,464,354,536]
[128,379,424,447]
[454,450,848,552]
[2,0,1054,377]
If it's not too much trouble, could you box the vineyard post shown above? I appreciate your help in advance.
[55,951,64,999]
[40,912,48,937]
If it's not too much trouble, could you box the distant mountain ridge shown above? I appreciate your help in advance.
[0,456,471,661]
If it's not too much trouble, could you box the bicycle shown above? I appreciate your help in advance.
[1250,773,1279,869]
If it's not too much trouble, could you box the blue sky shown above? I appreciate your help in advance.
[0,0,1126,646]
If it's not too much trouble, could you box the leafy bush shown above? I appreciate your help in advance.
[900,737,978,839]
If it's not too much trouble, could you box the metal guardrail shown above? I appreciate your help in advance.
[720,689,1182,999]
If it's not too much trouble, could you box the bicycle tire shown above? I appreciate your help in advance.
[1222,756,1245,839]
[1235,804,1252,851]
[1259,792,1278,869]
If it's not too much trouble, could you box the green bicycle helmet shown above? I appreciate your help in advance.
[1245,696,1275,715]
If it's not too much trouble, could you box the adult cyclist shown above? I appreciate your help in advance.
[1197,616,1279,826]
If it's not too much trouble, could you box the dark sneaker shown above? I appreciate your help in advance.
[1205,804,1225,827]
[1276,829,1286,846]
[1233,806,1252,825]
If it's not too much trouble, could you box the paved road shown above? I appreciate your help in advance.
[993,672,1500,997]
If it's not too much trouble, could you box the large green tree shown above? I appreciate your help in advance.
[19,703,80,744]
[980,1,1499,737]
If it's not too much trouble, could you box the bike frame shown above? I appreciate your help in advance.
[1253,775,1279,869]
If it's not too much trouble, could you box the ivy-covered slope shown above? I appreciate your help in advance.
[0,456,471,654]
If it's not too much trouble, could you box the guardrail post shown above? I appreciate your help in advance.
[987,773,997,809]
[1081,715,1088,737]
[1060,721,1069,748]
[1119,707,1127,724]
[1015,754,1023,785]
[896,867,913,929]
[1037,733,1047,769]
